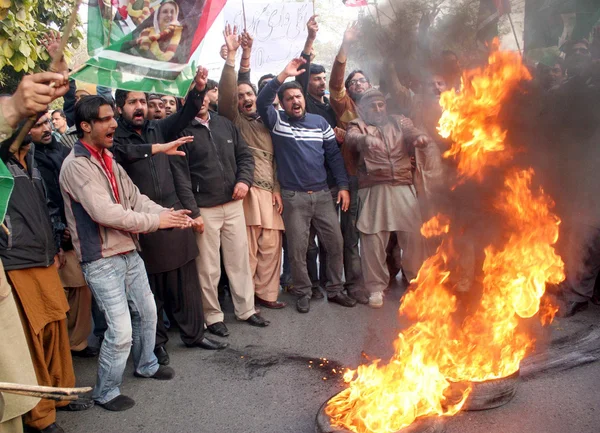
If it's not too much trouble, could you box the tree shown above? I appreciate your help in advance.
[0,0,83,90]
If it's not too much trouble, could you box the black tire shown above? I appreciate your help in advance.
[448,369,520,411]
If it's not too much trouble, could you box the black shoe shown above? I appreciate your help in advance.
[187,337,229,350]
[134,365,175,380]
[311,287,324,299]
[97,395,136,411]
[245,313,270,327]
[207,321,230,337]
[296,295,310,313]
[154,346,170,366]
[561,300,589,317]
[328,292,357,308]
[57,398,94,411]
[348,289,369,305]
[71,346,99,358]
[38,423,64,433]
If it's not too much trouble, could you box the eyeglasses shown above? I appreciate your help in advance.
[348,78,368,87]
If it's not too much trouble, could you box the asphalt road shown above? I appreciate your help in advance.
[57,283,600,433]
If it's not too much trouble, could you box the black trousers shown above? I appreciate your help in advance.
[148,259,205,348]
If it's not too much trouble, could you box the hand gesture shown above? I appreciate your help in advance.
[232,182,249,200]
[365,135,386,152]
[192,215,205,233]
[241,30,254,51]
[272,192,283,214]
[220,44,228,60]
[194,66,209,91]
[41,31,68,73]
[159,209,193,229]
[337,190,350,212]
[343,21,360,45]
[223,24,241,53]
[157,135,194,156]
[282,58,307,78]
[412,135,431,148]
[307,15,319,41]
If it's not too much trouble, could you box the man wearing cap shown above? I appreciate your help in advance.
[345,88,434,309]
[147,94,166,120]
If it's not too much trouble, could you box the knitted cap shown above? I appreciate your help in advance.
[358,88,385,107]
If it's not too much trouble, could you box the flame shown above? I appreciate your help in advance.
[325,42,564,433]
[421,214,451,238]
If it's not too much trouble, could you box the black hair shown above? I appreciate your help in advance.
[258,73,276,90]
[206,79,218,91]
[52,109,66,119]
[309,63,326,75]
[345,69,369,90]
[277,81,303,106]
[147,93,163,102]
[237,80,257,95]
[115,89,148,109]
[75,95,114,138]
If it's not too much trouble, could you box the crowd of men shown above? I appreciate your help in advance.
[0,15,599,433]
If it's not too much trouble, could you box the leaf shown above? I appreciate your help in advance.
[0,8,7,20]
[15,7,25,21]
[2,40,13,58]
[11,52,26,71]
[0,0,9,8]
[26,56,34,69]
[19,40,30,57]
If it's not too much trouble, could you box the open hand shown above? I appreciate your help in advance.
[158,136,194,156]
[343,21,360,45]
[159,209,193,229]
[282,58,307,78]
[223,24,241,53]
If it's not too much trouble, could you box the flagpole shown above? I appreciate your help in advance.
[9,0,82,155]
[507,12,522,55]
[242,0,247,30]
[312,0,316,16]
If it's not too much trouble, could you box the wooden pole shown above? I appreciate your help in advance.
[507,12,522,55]
[0,382,92,401]
[312,0,316,16]
[8,0,82,155]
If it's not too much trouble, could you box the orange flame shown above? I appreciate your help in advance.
[325,42,564,433]
[421,214,451,238]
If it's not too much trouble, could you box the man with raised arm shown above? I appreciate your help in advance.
[256,58,356,314]
[217,26,286,309]
[59,96,193,412]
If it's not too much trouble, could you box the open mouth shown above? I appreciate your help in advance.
[292,105,302,115]
[106,132,115,140]
[244,102,253,110]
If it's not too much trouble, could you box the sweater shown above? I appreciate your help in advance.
[256,78,349,192]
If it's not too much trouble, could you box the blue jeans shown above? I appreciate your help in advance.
[82,251,159,404]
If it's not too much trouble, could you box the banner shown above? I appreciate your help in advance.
[477,0,512,46]
[343,0,368,6]
[73,0,226,96]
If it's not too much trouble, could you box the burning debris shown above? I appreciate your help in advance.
[323,42,566,433]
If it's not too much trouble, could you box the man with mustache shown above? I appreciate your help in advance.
[296,15,368,305]
[112,67,228,369]
[147,94,166,120]
[161,94,180,117]
[256,57,355,314]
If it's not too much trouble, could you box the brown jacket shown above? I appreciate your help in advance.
[59,141,165,263]
[218,64,279,193]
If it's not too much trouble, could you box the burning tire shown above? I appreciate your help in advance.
[446,369,520,411]
[315,394,447,433]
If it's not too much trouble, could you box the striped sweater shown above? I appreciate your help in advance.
[256,78,349,192]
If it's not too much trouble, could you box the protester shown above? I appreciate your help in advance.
[147,93,166,120]
[161,94,180,117]
[51,110,68,139]
[297,16,367,304]
[345,89,433,308]
[536,56,565,91]
[218,26,286,309]
[206,79,219,112]
[59,96,194,411]
[112,67,227,367]
[257,58,356,314]
[172,63,270,337]
[0,71,73,433]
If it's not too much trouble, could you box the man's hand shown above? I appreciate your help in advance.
[272,192,283,214]
[192,215,205,233]
[412,135,430,148]
[41,30,68,74]
[278,58,307,82]
[153,136,194,156]
[241,30,254,52]
[220,44,228,61]
[334,127,346,144]
[307,15,319,41]
[62,227,71,243]
[337,190,350,212]
[194,66,209,91]
[54,248,66,270]
[365,135,386,152]
[159,209,193,229]
[232,182,249,200]
[343,21,360,46]
[223,24,241,54]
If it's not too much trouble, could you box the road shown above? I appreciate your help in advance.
[58,283,600,433]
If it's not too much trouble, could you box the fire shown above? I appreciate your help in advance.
[325,42,564,433]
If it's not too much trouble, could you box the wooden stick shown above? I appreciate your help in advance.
[2,390,80,401]
[0,382,92,401]
[312,0,316,16]
[8,0,82,155]
[507,12,522,55]
[242,0,247,31]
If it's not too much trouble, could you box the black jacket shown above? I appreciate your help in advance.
[111,87,206,274]
[33,136,71,250]
[172,112,254,213]
[0,147,57,270]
